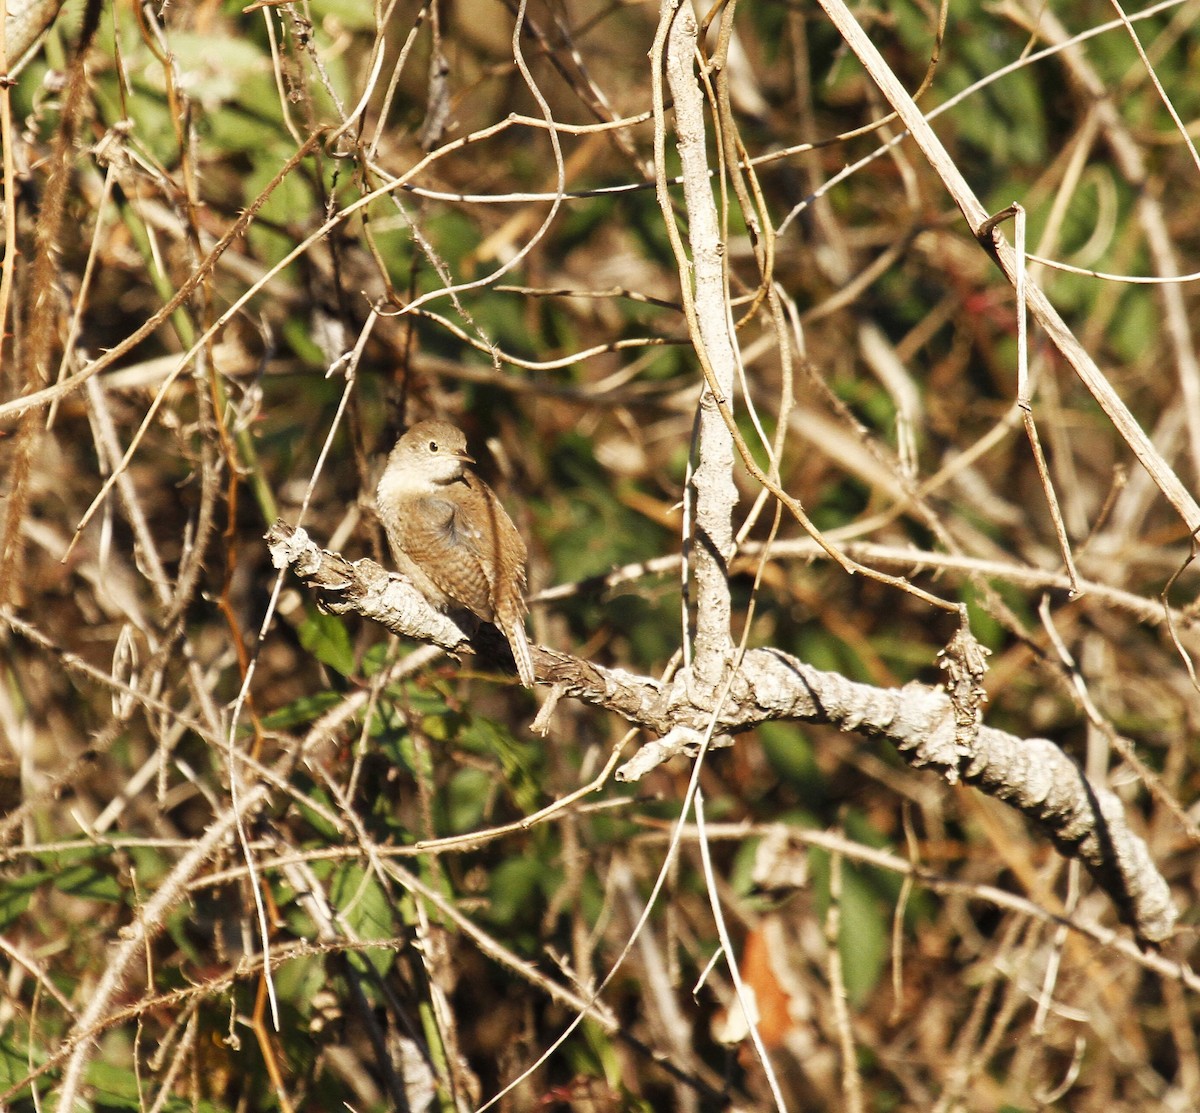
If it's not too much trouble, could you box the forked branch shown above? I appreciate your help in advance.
[268,520,1178,946]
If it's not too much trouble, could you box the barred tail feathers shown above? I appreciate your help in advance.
[504,619,536,688]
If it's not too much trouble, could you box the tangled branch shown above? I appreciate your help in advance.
[268,519,1177,946]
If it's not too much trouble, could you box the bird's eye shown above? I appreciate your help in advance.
[428,441,439,452]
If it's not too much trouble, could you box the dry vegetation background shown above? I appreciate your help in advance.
[2,0,1200,1109]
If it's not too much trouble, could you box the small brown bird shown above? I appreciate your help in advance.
[376,420,536,687]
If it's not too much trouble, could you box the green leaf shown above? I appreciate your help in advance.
[295,784,343,841]
[810,847,890,1004]
[487,856,549,927]
[0,1037,36,1095]
[0,872,45,930]
[54,864,122,904]
[446,766,492,832]
[329,863,397,977]
[86,1056,141,1108]
[459,715,544,813]
[836,867,889,1003]
[759,722,823,797]
[297,609,356,677]
[261,690,344,730]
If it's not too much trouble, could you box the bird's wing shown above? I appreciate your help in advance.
[405,494,496,619]
[466,475,528,606]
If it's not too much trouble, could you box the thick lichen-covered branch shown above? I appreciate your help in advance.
[268,521,1177,946]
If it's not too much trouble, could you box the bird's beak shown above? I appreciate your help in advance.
[455,449,476,465]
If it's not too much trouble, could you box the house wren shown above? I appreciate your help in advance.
[375,420,536,687]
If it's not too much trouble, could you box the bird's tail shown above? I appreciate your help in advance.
[505,620,536,688]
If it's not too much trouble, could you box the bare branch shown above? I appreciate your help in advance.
[270,522,1177,945]
[813,0,1200,536]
